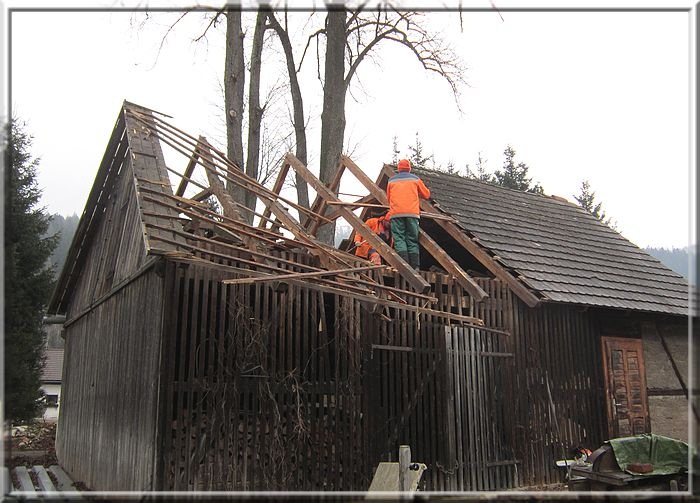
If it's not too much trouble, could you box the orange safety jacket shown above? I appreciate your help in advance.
[386,171,430,218]
[353,217,392,260]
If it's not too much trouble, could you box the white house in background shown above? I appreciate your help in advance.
[41,348,64,421]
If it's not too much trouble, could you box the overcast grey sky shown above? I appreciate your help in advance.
[5,1,695,249]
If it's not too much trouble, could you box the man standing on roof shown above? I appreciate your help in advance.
[353,212,392,265]
[386,159,430,270]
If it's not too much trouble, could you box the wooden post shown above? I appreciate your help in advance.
[398,445,411,492]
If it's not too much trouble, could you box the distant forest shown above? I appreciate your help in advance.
[643,245,695,285]
[45,215,695,285]
[45,213,80,278]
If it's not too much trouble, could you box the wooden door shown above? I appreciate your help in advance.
[601,336,650,438]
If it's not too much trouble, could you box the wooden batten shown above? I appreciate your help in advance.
[340,157,487,301]
[378,164,541,308]
[287,154,431,294]
[174,141,201,197]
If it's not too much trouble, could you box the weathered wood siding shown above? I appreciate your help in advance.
[367,276,518,491]
[152,264,609,491]
[65,155,148,317]
[508,298,607,487]
[56,268,164,491]
[56,139,164,490]
[156,255,368,490]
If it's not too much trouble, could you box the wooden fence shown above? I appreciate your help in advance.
[157,256,369,490]
[366,276,519,491]
[51,241,603,492]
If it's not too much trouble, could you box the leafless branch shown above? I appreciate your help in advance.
[341,10,465,104]
[345,1,369,29]
[344,26,396,88]
[152,11,189,66]
[297,28,325,73]
[194,8,225,43]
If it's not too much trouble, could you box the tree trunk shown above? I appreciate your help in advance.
[244,11,267,224]
[268,11,310,210]
[224,7,246,205]
[316,6,347,245]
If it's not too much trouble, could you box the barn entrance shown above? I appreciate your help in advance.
[600,336,650,438]
[366,320,519,491]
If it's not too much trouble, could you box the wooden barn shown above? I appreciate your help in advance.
[48,102,691,492]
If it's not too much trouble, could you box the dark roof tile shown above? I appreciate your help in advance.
[416,167,689,316]
[42,348,64,383]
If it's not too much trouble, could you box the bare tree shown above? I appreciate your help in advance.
[140,5,465,243]
[312,4,465,244]
[243,10,269,223]
[267,9,311,209]
[224,6,247,206]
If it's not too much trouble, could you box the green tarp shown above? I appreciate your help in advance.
[607,434,692,476]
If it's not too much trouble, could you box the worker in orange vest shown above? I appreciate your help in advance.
[353,213,392,265]
[386,159,430,270]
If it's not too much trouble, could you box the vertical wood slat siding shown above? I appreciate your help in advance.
[56,269,163,490]
[505,295,607,487]
[158,252,369,491]
[62,243,607,491]
[367,276,606,491]
[67,157,147,317]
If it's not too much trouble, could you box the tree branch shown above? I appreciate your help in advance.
[344,27,396,88]
[297,28,325,73]
[345,1,369,29]
[194,8,225,43]
[152,11,189,67]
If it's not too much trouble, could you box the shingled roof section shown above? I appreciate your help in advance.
[42,348,64,384]
[414,167,689,316]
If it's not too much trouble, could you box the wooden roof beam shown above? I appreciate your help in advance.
[175,142,201,197]
[375,165,542,308]
[198,137,245,223]
[341,157,487,301]
[128,109,327,226]
[378,163,540,307]
[307,161,346,235]
[127,110,411,295]
[259,160,290,229]
[286,154,431,294]
[423,209,541,307]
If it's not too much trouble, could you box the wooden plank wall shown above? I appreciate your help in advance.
[158,251,369,491]
[157,256,490,491]
[364,277,607,491]
[56,269,164,491]
[66,155,148,316]
[507,297,607,488]
[368,277,519,491]
[154,263,607,491]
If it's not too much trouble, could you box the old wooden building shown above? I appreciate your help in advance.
[48,102,691,492]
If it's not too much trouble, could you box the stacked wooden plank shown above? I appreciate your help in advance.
[4,465,81,496]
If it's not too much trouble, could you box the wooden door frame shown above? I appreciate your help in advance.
[600,336,650,439]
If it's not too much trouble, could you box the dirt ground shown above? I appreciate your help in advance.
[6,421,58,466]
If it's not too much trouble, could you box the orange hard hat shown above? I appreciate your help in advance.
[397,159,411,172]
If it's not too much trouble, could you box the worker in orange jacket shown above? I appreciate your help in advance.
[353,213,392,265]
[386,159,430,270]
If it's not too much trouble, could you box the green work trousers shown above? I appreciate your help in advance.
[391,216,420,254]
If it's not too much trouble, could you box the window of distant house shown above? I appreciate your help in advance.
[46,395,59,407]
